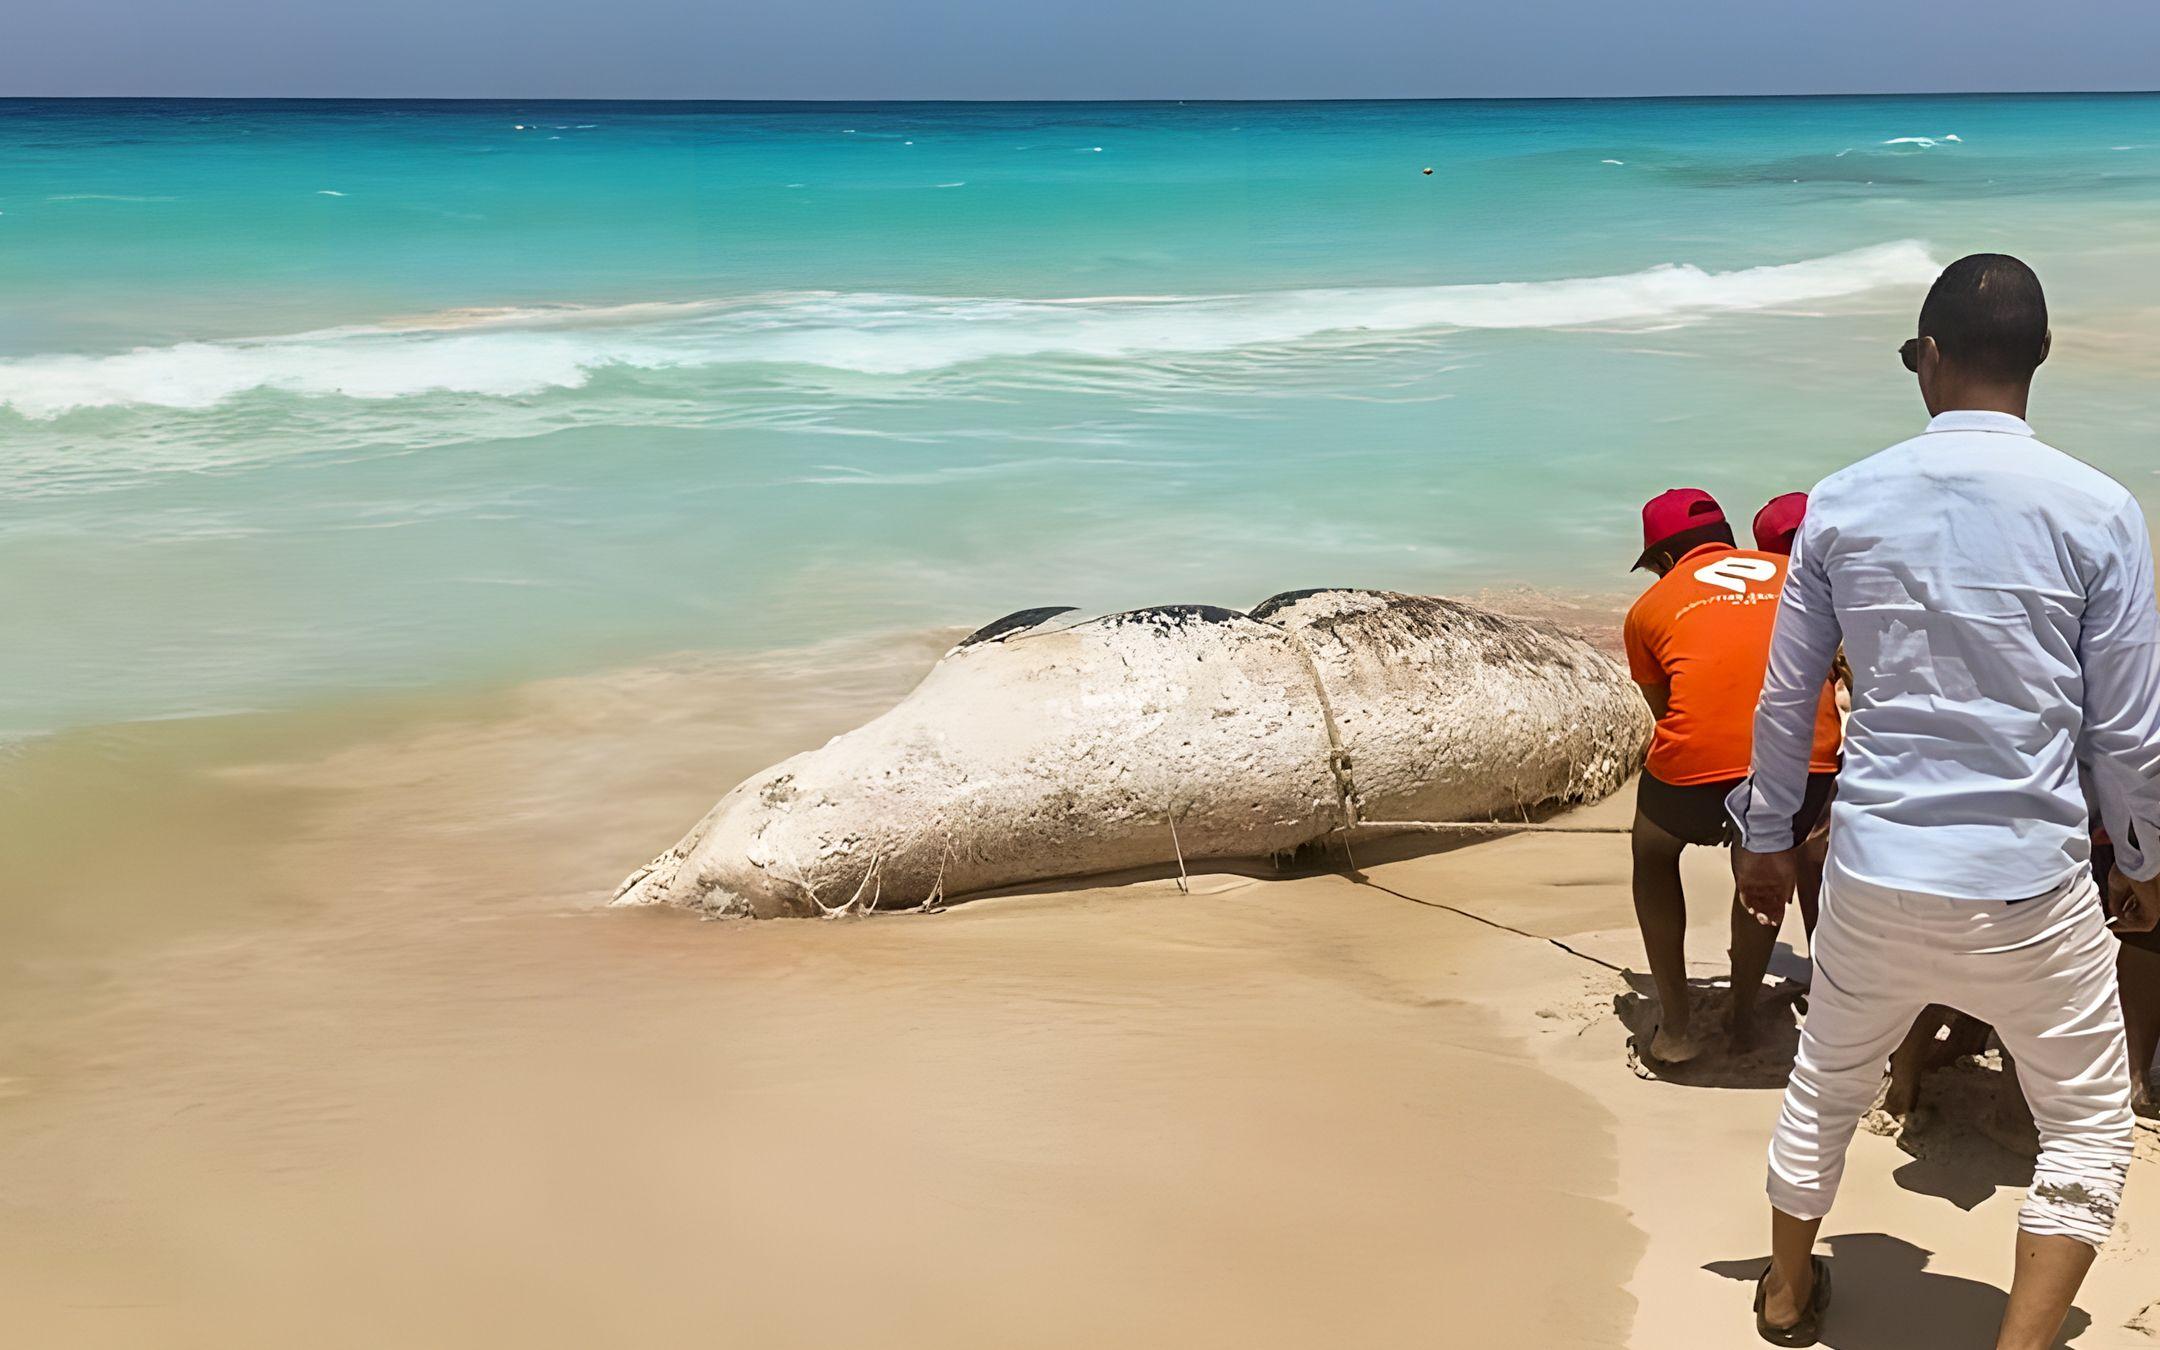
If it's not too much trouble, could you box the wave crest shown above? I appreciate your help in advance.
[0,241,1937,418]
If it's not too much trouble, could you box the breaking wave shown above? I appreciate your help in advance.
[0,241,1938,418]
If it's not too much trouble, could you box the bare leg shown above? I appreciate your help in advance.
[2120,944,2160,1116]
[1797,828,1828,937]
[1943,1014,1995,1060]
[1995,1230,2096,1350]
[1760,1207,1823,1331]
[1982,1045,2039,1157]
[1729,858,1779,1052]
[1631,811,1698,1063]
[1883,1006,1954,1120]
[1733,827,1826,1049]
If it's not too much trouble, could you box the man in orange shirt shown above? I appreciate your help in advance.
[1625,488,1842,1063]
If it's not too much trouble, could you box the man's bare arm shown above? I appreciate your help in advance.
[1637,681,1670,722]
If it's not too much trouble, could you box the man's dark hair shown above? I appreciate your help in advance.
[1917,254,2049,382]
[1653,520,1736,565]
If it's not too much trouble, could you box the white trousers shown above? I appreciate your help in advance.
[1767,863,2136,1246]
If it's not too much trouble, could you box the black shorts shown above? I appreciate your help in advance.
[2090,840,2160,955]
[1637,770,1836,848]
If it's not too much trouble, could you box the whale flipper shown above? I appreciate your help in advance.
[955,606,1078,649]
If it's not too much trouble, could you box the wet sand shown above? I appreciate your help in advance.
[1,631,2154,1347]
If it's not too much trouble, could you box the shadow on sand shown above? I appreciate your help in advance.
[1877,1052,2038,1211]
[1611,971,1808,1089]
[1888,1140,2031,1213]
[1705,1233,2093,1348]
[947,826,1486,911]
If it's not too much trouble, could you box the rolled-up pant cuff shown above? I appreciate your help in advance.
[1766,1174,1834,1223]
[2019,1172,2126,1248]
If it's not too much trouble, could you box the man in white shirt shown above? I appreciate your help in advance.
[1730,254,2160,1348]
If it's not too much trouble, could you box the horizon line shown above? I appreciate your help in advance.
[4,87,2160,105]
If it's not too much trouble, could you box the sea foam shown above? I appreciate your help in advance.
[0,241,1938,418]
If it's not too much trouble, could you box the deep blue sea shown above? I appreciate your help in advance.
[6,95,2160,737]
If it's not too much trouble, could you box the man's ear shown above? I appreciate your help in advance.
[2036,329,2052,368]
[1917,335,1941,372]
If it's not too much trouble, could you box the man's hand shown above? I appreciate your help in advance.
[2106,866,2160,934]
[1735,847,1800,929]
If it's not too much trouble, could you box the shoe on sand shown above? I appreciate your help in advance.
[1753,1256,1830,1346]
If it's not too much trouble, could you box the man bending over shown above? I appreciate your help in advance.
[1625,489,1842,1063]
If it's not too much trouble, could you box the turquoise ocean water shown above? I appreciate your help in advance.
[6,95,2160,739]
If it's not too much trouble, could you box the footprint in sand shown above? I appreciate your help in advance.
[2123,1299,2158,1338]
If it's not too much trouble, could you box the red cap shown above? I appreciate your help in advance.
[1752,492,1808,556]
[1634,488,1726,570]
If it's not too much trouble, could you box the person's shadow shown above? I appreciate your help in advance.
[1613,968,1806,1089]
[1705,1232,2093,1347]
[1888,1148,2027,1213]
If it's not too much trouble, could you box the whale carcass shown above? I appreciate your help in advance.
[614,589,1652,917]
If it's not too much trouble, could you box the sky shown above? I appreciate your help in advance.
[9,0,2160,100]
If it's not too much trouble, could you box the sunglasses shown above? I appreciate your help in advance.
[1899,337,1924,373]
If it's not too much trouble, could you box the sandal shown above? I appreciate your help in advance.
[1753,1255,1830,1346]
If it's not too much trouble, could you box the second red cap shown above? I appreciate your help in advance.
[1752,492,1808,556]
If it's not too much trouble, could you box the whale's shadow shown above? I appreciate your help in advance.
[931,820,1508,912]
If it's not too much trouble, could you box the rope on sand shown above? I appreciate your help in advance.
[1343,818,1633,970]
[1351,819,1633,836]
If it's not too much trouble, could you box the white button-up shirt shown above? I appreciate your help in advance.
[1730,410,2160,898]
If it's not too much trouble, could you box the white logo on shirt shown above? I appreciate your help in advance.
[1694,556,1779,594]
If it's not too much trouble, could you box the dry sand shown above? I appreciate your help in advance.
[0,633,2153,1347]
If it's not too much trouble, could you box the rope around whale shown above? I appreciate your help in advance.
[1273,623,1632,840]
[1270,625,1635,971]
[1275,623,1363,834]
[998,609,1632,841]
[846,612,1638,925]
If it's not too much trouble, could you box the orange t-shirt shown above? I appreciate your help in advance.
[1623,543,1842,786]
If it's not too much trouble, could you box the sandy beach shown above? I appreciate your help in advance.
[2,625,2153,1348]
